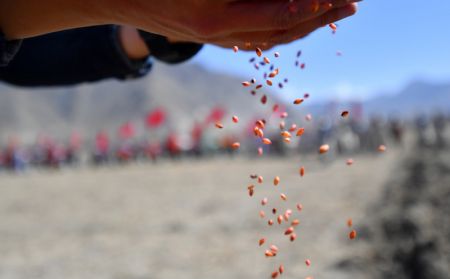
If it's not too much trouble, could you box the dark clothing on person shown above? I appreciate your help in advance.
[0,25,202,86]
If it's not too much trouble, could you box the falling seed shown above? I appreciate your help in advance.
[231,142,241,150]
[270,245,279,253]
[378,145,387,152]
[274,52,280,58]
[259,238,266,246]
[278,83,284,89]
[299,166,305,177]
[289,124,297,132]
[296,203,303,211]
[293,98,304,105]
[305,114,312,121]
[280,112,288,118]
[256,120,265,129]
[277,215,283,224]
[281,131,292,138]
[279,264,284,274]
[258,147,263,156]
[232,116,239,123]
[233,46,239,53]
[300,63,306,69]
[272,208,277,214]
[347,218,353,228]
[274,176,280,186]
[266,80,273,86]
[268,219,274,226]
[284,138,291,144]
[263,138,272,145]
[261,197,268,206]
[259,210,265,218]
[255,84,263,90]
[349,229,357,240]
[279,121,286,130]
[292,219,300,226]
[296,128,305,137]
[329,23,337,31]
[273,104,279,112]
[336,51,343,56]
[215,122,224,129]
[297,50,302,57]
[271,271,279,279]
[304,93,310,98]
[290,233,297,242]
[261,95,268,104]
[248,185,254,197]
[249,57,256,63]
[265,250,275,257]
[264,57,271,64]
[242,81,251,87]
[346,158,354,166]
[284,226,294,235]
[341,111,349,118]
[280,193,287,201]
[256,47,262,57]
[257,176,263,184]
[284,78,289,83]
[250,174,257,179]
[319,144,330,154]
[305,259,311,266]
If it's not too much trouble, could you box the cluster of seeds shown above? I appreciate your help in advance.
[215,19,385,279]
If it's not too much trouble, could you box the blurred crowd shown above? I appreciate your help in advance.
[1,112,449,173]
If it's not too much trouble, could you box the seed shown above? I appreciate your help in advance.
[347,218,353,227]
[266,80,273,86]
[288,124,297,132]
[233,46,239,53]
[290,233,297,242]
[257,176,263,184]
[270,244,279,253]
[248,185,255,197]
[281,131,292,138]
[378,145,387,152]
[336,51,343,56]
[284,226,294,235]
[349,230,357,240]
[232,116,239,123]
[279,264,284,274]
[261,197,268,206]
[279,121,286,130]
[264,57,271,64]
[255,120,265,129]
[277,215,283,224]
[258,147,263,156]
[280,112,288,118]
[305,259,311,266]
[242,81,251,87]
[263,138,272,145]
[271,271,279,279]
[256,47,262,57]
[304,93,310,98]
[256,84,263,90]
[259,210,265,218]
[300,63,305,69]
[272,208,277,214]
[297,50,302,57]
[293,98,304,105]
[231,142,240,150]
[296,128,305,137]
[249,57,256,63]
[254,64,260,70]
[254,128,264,138]
[250,174,258,179]
[299,166,305,177]
[319,144,330,154]
[280,193,287,201]
[259,238,266,246]
[292,219,300,226]
[283,212,289,221]
[274,176,280,186]
[261,95,268,104]
[273,104,279,112]
[305,114,312,121]
[329,23,337,31]
[284,138,291,144]
[250,90,256,96]
[274,52,280,58]
[296,203,303,211]
[215,122,224,129]
[346,158,354,166]
[278,83,283,89]
[268,219,274,226]
[341,111,349,118]
[265,250,275,257]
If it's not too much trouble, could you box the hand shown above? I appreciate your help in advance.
[112,0,359,49]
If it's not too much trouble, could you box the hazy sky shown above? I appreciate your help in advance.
[192,0,450,103]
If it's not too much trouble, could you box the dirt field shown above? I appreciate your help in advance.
[0,149,406,279]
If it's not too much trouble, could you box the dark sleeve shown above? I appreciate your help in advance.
[0,31,22,67]
[0,25,152,87]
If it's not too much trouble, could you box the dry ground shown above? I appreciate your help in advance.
[0,149,404,279]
